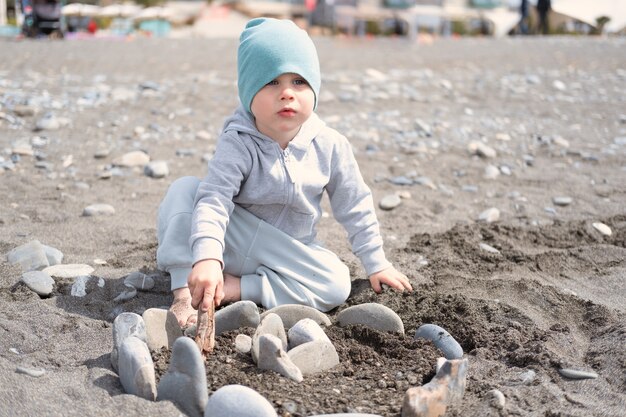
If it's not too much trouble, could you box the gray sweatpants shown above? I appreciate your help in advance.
[156,176,351,312]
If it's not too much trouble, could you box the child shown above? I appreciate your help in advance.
[157,18,412,326]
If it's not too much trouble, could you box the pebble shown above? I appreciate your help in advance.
[112,151,150,167]
[337,303,404,334]
[309,415,382,417]
[6,240,49,272]
[215,300,260,335]
[484,165,500,179]
[204,385,276,417]
[144,161,169,179]
[390,176,413,186]
[70,275,104,297]
[111,312,147,372]
[288,339,340,375]
[552,196,573,206]
[43,244,64,266]
[15,366,46,378]
[94,149,110,159]
[479,243,500,254]
[379,194,402,210]
[414,324,463,359]
[21,271,54,296]
[558,368,598,380]
[252,313,288,364]
[124,271,155,291]
[288,318,331,349]
[35,113,60,131]
[113,285,137,302]
[592,222,612,236]
[118,336,156,400]
[257,334,303,382]
[235,334,252,354]
[478,207,500,223]
[158,337,208,417]
[469,141,497,158]
[486,389,506,409]
[44,264,94,278]
[261,304,331,328]
[142,308,183,351]
[82,203,115,216]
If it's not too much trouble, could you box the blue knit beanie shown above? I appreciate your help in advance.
[237,18,321,113]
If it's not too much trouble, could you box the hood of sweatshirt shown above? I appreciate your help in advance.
[222,105,326,151]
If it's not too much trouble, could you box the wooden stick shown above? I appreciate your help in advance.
[195,302,215,357]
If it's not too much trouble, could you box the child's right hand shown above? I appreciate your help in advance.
[187,259,224,313]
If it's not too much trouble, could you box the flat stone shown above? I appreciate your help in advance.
[379,194,402,210]
[216,300,260,335]
[111,312,147,372]
[7,240,49,272]
[113,285,137,302]
[70,275,104,297]
[144,161,169,178]
[43,244,63,266]
[82,203,115,216]
[112,151,150,167]
[142,308,182,351]
[44,264,94,278]
[261,304,331,328]
[468,141,496,158]
[15,366,46,378]
[158,337,208,417]
[124,271,155,291]
[414,324,463,359]
[288,318,331,349]
[592,222,612,236]
[479,243,500,254]
[478,207,500,223]
[21,271,54,296]
[337,303,404,334]
[251,313,287,364]
[235,334,252,354]
[118,336,156,400]
[552,196,573,206]
[288,339,339,375]
[204,385,276,417]
[558,368,598,380]
[257,334,303,382]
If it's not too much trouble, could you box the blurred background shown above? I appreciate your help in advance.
[0,0,624,40]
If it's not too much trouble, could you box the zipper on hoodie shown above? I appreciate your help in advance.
[275,146,295,227]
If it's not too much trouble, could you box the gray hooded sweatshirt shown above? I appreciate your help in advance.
[190,106,391,276]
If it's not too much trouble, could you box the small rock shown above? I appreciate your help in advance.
[195,130,212,141]
[379,194,402,211]
[94,149,110,159]
[21,271,54,296]
[144,161,169,179]
[390,176,414,186]
[552,196,573,206]
[111,312,147,372]
[113,285,137,302]
[35,113,60,131]
[257,334,303,382]
[486,389,505,409]
[44,264,94,278]
[43,244,63,266]
[553,80,567,91]
[235,334,252,354]
[288,319,331,349]
[118,336,156,400]
[15,366,46,378]
[158,337,208,417]
[478,207,500,223]
[414,324,463,359]
[216,300,260,335]
[558,368,598,380]
[112,151,150,167]
[124,271,155,291]
[70,275,104,297]
[204,385,276,417]
[288,339,339,375]
[261,304,331,328]
[592,222,612,236]
[142,308,183,351]
[469,141,496,158]
[6,240,49,272]
[252,313,287,364]
[82,203,115,216]
[483,165,500,180]
[479,243,500,254]
[552,136,570,148]
[337,303,404,334]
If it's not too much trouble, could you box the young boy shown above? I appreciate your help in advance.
[157,18,412,326]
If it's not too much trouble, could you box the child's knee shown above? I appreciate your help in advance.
[320,262,351,310]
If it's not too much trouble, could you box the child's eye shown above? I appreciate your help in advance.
[293,79,307,86]
[267,80,279,86]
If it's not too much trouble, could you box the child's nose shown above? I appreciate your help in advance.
[280,87,295,100]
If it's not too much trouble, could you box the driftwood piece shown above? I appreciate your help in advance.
[195,303,215,356]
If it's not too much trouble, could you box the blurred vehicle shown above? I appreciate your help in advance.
[20,0,65,38]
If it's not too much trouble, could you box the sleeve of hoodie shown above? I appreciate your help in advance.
[190,132,252,266]
[326,134,391,276]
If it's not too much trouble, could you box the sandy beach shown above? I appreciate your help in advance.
[0,35,624,416]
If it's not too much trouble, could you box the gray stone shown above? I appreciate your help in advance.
[113,285,137,302]
[379,194,402,211]
[235,334,252,354]
[261,304,331,328]
[43,264,95,278]
[82,203,115,216]
[15,366,46,378]
[43,244,63,266]
[479,243,500,254]
[158,337,208,417]
[257,334,303,382]
[251,313,287,364]
[124,271,155,291]
[204,385,276,417]
[216,301,260,335]
[592,222,612,236]
[414,324,463,359]
[142,308,183,351]
[552,196,573,206]
[70,275,104,297]
[111,312,147,372]
[288,318,331,349]
[35,113,60,131]
[484,165,500,179]
[112,151,150,167]
[486,389,505,410]
[478,207,500,223]
[469,141,496,158]
[144,161,169,179]
[337,303,404,334]
[558,368,598,380]
[390,176,414,186]
[21,271,54,296]
[288,339,339,375]
[118,336,156,400]
[6,240,49,272]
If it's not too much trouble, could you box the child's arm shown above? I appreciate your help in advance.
[369,266,413,293]
[188,259,224,312]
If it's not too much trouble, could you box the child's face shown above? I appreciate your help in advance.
[250,73,315,145]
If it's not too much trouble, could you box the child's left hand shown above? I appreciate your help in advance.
[368,266,413,293]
